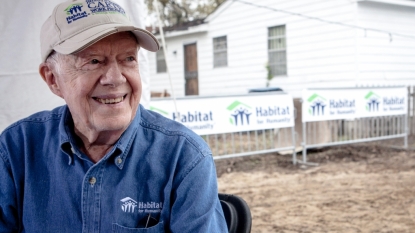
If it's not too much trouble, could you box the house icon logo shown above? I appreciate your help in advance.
[120,197,137,213]
[307,93,326,116]
[365,91,380,112]
[64,3,88,24]
[227,101,252,126]
[64,3,83,15]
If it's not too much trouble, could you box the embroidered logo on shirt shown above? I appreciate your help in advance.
[120,197,137,213]
[138,201,163,213]
[120,197,163,213]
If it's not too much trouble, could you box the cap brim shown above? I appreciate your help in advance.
[53,24,159,55]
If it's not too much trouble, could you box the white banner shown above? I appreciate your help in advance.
[302,87,407,122]
[149,93,295,135]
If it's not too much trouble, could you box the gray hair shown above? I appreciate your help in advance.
[45,51,68,75]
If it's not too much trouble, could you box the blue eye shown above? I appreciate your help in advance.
[126,56,135,62]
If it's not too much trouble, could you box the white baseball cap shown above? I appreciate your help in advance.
[40,0,159,62]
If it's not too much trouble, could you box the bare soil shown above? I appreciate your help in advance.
[215,140,415,232]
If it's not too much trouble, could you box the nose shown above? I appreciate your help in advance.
[100,61,126,87]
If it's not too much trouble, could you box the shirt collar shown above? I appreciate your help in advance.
[58,106,74,165]
[58,105,142,169]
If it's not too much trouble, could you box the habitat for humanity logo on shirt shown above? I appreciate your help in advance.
[120,197,163,214]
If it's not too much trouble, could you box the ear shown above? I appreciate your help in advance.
[39,63,63,98]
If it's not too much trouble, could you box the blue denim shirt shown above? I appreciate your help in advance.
[0,105,227,233]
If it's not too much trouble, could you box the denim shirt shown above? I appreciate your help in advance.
[0,105,228,233]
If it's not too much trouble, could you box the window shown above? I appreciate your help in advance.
[268,25,287,76]
[213,36,227,67]
[156,47,166,73]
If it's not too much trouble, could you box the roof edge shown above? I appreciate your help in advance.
[205,0,234,23]
[357,0,415,7]
[154,24,209,39]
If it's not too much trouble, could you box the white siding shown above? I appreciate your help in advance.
[148,0,415,99]
[356,1,415,87]
[148,32,210,97]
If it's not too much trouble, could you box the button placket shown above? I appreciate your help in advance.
[82,163,105,233]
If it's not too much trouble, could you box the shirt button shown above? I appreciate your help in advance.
[89,177,97,185]
[117,157,122,164]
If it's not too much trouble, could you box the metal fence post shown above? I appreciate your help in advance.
[405,112,408,149]
[302,122,307,164]
[292,127,296,165]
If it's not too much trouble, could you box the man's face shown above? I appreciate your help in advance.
[51,32,141,135]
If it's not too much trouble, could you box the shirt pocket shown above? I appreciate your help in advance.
[112,222,164,233]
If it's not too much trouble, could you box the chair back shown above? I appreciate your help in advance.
[218,193,252,233]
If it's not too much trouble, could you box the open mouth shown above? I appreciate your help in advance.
[93,94,127,104]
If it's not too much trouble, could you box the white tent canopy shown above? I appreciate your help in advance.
[0,0,151,132]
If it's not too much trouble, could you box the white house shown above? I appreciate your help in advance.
[148,0,415,99]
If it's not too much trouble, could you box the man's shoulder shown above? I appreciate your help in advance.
[1,106,66,135]
[139,106,210,155]
[0,106,66,162]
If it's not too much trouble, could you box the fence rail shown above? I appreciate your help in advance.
[301,115,407,164]
[205,127,296,161]
[304,116,406,146]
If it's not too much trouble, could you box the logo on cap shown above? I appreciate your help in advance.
[65,3,88,24]
[86,0,126,15]
[65,3,83,15]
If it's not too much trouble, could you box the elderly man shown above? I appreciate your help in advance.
[0,0,228,232]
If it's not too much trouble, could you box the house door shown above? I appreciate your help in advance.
[184,43,199,96]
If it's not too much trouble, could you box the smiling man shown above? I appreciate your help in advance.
[0,0,228,232]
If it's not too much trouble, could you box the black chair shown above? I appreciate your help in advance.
[218,193,252,233]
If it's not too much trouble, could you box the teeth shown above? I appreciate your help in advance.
[96,96,124,104]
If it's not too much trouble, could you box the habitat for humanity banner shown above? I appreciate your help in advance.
[149,93,294,135]
[302,87,407,122]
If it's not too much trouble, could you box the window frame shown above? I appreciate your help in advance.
[212,35,228,68]
[267,25,287,77]
[156,47,167,73]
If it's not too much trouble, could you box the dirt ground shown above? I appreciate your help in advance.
[215,139,415,233]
